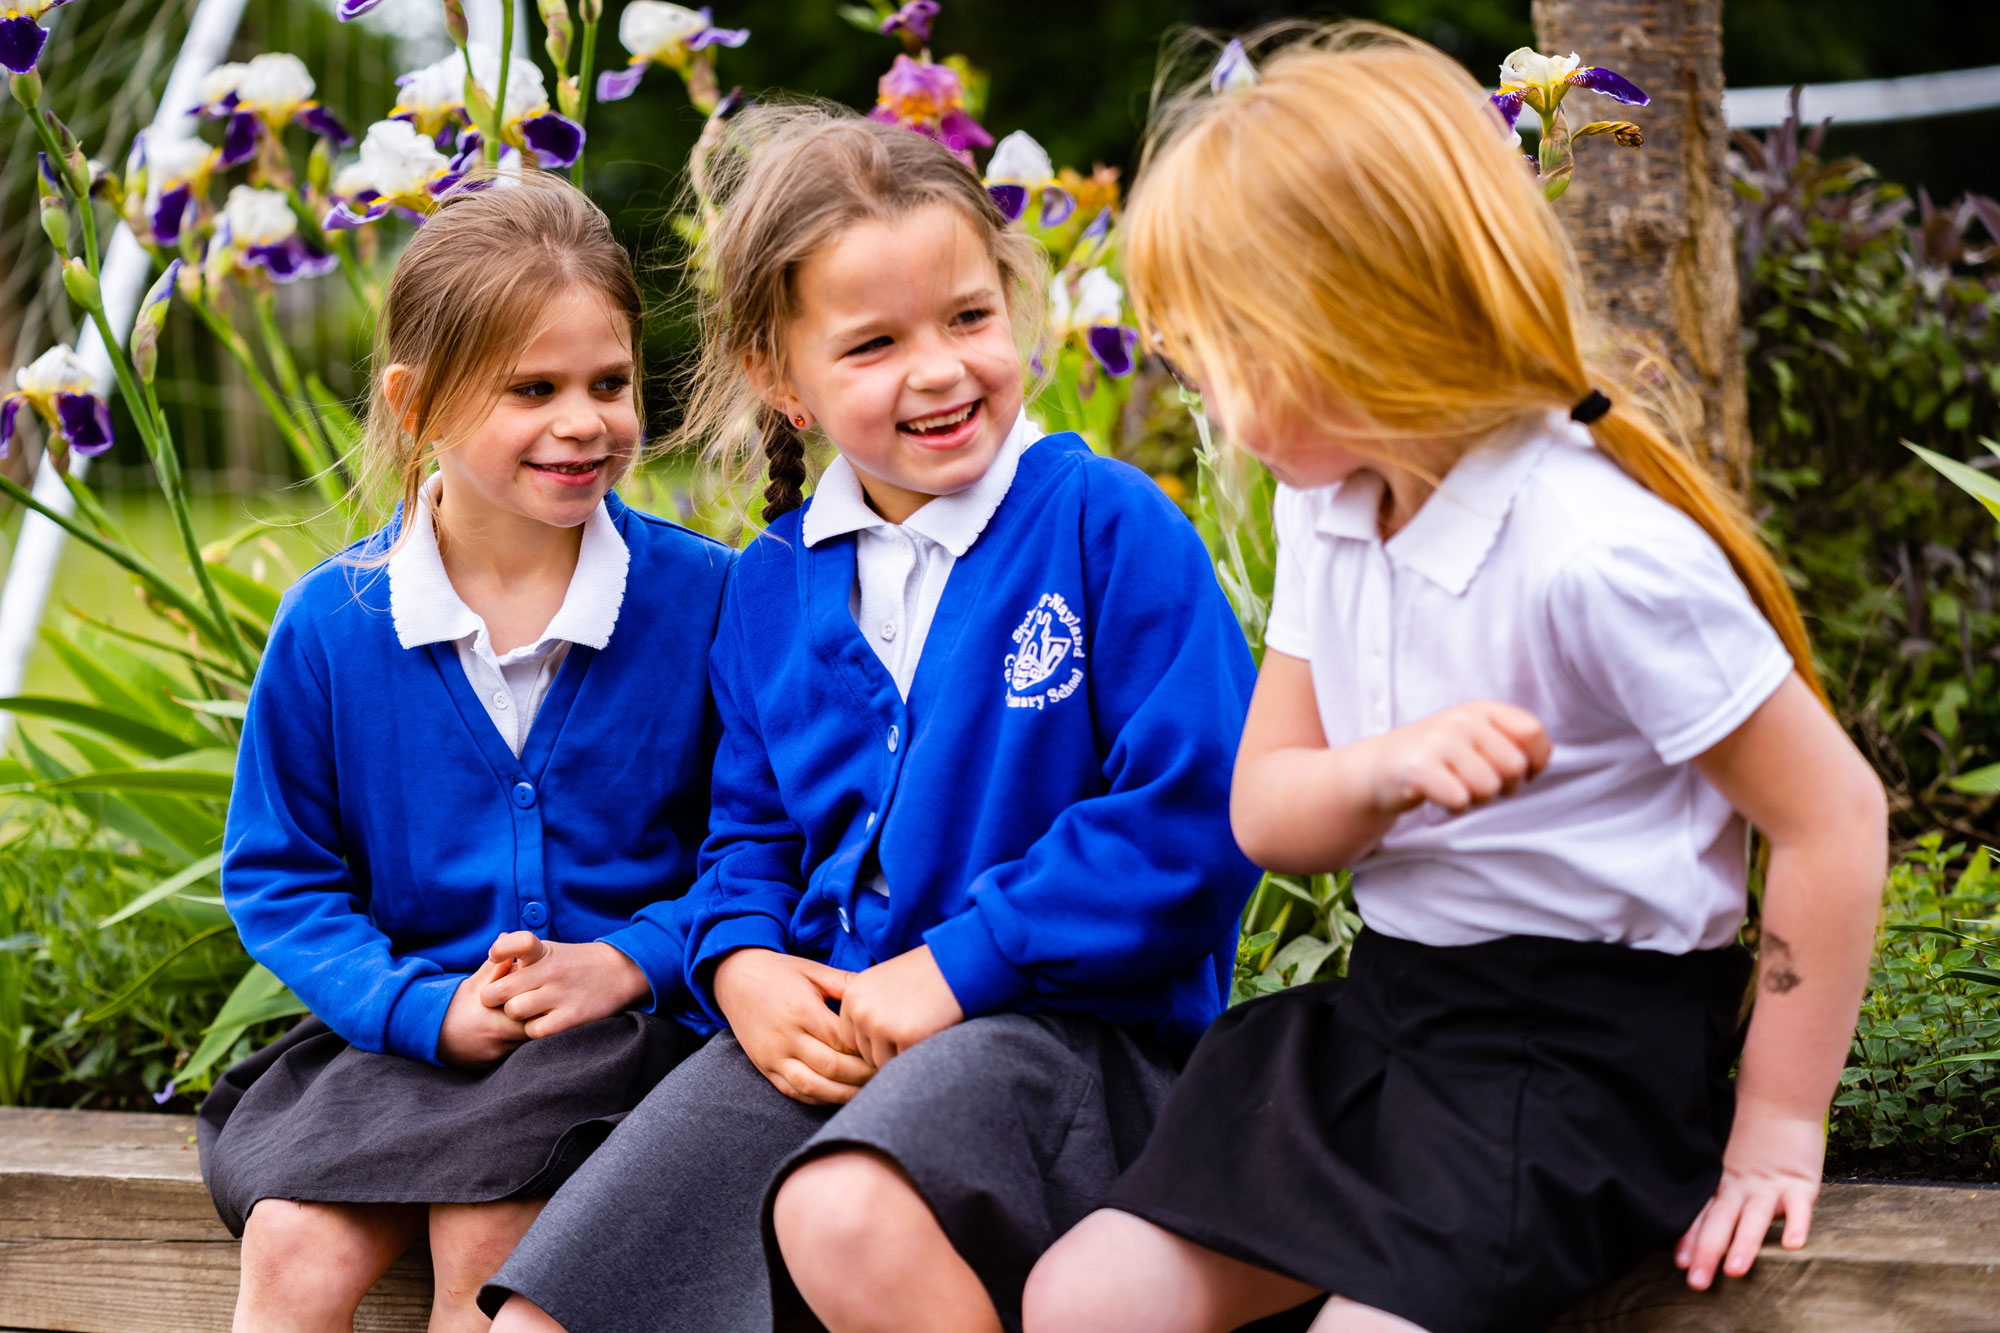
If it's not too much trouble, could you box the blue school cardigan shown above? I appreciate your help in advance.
[684,433,1261,1054]
[223,494,733,1064]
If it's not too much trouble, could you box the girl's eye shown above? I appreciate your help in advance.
[846,336,891,357]
[510,381,553,399]
[594,375,631,394]
[954,307,992,327]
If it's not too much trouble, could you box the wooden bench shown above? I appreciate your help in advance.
[2,1106,1995,1331]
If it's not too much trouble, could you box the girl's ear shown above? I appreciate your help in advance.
[743,352,810,431]
[382,363,420,437]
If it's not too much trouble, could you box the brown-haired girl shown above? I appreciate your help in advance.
[482,105,1261,1333]
[1024,26,1887,1333]
[198,172,731,1331]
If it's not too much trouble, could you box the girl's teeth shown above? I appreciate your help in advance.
[905,404,974,432]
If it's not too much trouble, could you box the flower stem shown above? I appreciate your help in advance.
[489,0,517,165]
[188,292,347,515]
[251,292,350,507]
[570,16,599,186]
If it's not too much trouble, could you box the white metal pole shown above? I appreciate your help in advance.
[466,0,533,56]
[0,0,250,750]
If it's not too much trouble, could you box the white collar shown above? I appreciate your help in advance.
[1314,413,1561,597]
[801,410,1039,557]
[387,473,630,654]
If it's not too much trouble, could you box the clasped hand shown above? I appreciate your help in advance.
[435,932,650,1070]
[712,945,963,1106]
[1365,700,1551,815]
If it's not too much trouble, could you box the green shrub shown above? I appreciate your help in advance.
[1829,834,2000,1178]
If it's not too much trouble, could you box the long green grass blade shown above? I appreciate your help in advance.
[98,852,225,929]
[179,964,307,1086]
[0,696,194,760]
[43,768,233,799]
[1907,442,2000,522]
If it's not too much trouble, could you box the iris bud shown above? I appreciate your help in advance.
[9,69,41,109]
[442,0,469,47]
[62,257,101,311]
[308,137,335,196]
[539,0,574,67]
[579,0,601,21]
[41,194,69,253]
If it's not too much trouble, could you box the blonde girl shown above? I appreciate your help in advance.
[1025,26,1886,1333]
[482,105,1260,1333]
[198,175,730,1331]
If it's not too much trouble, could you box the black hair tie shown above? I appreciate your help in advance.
[1570,388,1612,424]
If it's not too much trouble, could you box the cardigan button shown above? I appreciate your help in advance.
[521,901,548,928]
[886,725,899,753]
[512,781,536,809]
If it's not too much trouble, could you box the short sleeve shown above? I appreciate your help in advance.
[1262,484,1315,660]
[1551,528,1794,765]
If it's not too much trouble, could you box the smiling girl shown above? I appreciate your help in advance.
[198,174,731,1332]
[480,107,1261,1333]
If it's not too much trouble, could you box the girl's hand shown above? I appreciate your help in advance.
[837,945,965,1069]
[477,932,651,1039]
[1366,701,1550,816]
[1674,1103,1825,1290]
[711,947,875,1106]
[438,958,531,1069]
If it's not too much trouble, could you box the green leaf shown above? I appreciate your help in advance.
[204,562,281,629]
[0,695,194,760]
[1943,967,2000,988]
[837,4,887,34]
[179,964,307,1086]
[98,851,224,929]
[1906,442,2000,523]
[1949,762,2000,795]
[172,696,248,720]
[43,767,233,799]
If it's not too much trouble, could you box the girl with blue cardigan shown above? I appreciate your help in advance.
[484,108,1261,1333]
[198,175,730,1332]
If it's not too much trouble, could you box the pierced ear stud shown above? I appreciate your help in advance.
[793,415,807,428]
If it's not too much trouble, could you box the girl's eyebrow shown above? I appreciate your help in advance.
[507,359,636,381]
[823,285,1002,347]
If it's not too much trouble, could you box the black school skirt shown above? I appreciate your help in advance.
[197,1011,700,1236]
[1104,930,1752,1333]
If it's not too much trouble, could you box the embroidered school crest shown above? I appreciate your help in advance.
[1005,592,1086,710]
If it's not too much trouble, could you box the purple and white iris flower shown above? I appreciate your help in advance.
[869,55,990,159]
[0,0,73,76]
[880,1,939,46]
[391,49,474,146]
[194,53,353,171]
[1490,48,1648,132]
[984,131,1075,229]
[597,2,748,103]
[467,45,585,169]
[1050,268,1139,379]
[126,130,218,247]
[1,345,112,460]
[334,0,387,16]
[217,185,338,283]
[1209,39,1256,95]
[325,118,462,229]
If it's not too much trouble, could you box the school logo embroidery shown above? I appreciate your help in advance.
[1005,593,1086,710]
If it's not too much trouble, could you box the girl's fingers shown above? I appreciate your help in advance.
[798,959,855,1001]
[1467,725,1532,792]
[1444,746,1504,804]
[1722,1193,1778,1277]
[1778,1183,1817,1249]
[489,931,547,967]
[1482,702,1551,768]
[480,969,532,1008]
[792,1037,876,1087]
[1685,1191,1745,1289]
[775,1059,862,1105]
[502,988,555,1023]
[1674,1198,1712,1268]
[1409,760,1472,813]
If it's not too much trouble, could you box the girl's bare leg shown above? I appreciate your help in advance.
[427,1199,547,1333]
[1310,1297,1431,1332]
[1023,1208,1322,1333]
[489,1295,569,1332]
[234,1199,426,1333]
[773,1148,1002,1333]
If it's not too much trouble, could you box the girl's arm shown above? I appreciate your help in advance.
[1677,673,1887,1290]
[1231,652,1550,874]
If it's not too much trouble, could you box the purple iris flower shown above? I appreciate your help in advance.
[336,0,385,16]
[869,55,990,157]
[880,1,940,45]
[1490,48,1648,126]
[598,3,749,104]
[0,1,74,76]
[2,344,113,460]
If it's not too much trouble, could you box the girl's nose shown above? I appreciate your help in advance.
[907,338,965,392]
[550,398,602,440]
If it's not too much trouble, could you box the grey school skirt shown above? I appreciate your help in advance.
[478,1013,1180,1332]
[197,1012,701,1236]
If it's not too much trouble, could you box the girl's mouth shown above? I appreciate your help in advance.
[897,400,981,447]
[525,457,609,488]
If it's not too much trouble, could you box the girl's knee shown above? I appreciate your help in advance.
[772,1150,911,1257]
[429,1200,544,1301]
[238,1199,401,1307]
[489,1292,571,1333]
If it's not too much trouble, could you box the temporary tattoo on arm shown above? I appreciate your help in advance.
[1763,929,1803,994]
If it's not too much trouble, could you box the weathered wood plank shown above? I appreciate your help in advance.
[0,1108,429,1333]
[4,1108,1998,1331]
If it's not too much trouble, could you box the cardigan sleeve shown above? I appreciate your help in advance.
[680,590,810,1026]
[923,467,1262,1016]
[222,601,462,1063]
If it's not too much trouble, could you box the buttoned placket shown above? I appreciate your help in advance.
[1357,542,1396,736]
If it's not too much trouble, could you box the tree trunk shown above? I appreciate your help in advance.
[1531,0,1750,488]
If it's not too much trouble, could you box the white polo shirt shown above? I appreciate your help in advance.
[802,410,1039,700]
[387,474,629,757]
[1265,411,1794,953]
